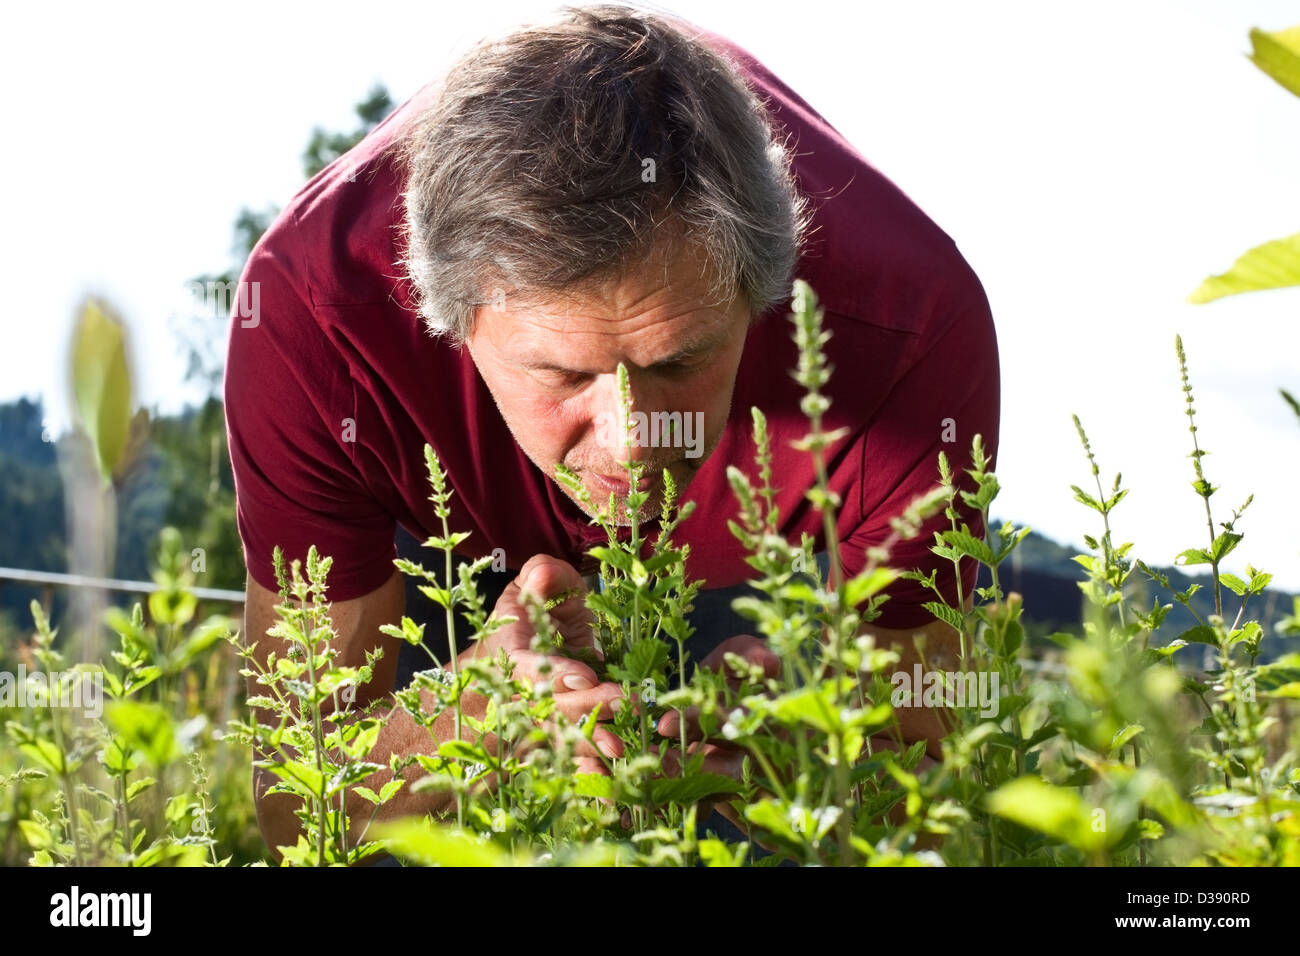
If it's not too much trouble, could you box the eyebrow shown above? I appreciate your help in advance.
[518,332,725,374]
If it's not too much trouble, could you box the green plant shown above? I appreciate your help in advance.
[6,277,1296,867]
[225,547,392,866]
[1,529,245,866]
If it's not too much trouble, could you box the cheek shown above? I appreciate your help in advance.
[508,389,588,459]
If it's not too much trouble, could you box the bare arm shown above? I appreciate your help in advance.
[243,555,623,864]
[244,569,478,862]
[862,587,977,764]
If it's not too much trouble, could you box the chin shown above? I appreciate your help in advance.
[572,482,663,528]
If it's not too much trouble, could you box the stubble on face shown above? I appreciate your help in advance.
[464,236,751,529]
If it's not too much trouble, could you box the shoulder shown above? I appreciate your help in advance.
[693,25,989,342]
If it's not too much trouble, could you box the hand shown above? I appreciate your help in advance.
[461,554,625,776]
[629,636,782,834]
[654,634,781,751]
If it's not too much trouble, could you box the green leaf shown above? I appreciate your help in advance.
[18,819,51,850]
[19,738,66,776]
[941,528,995,565]
[1247,570,1273,594]
[105,701,181,766]
[1253,662,1300,692]
[1227,621,1263,652]
[986,777,1107,853]
[1249,26,1300,97]
[573,773,614,799]
[438,739,492,766]
[1189,232,1300,304]
[1177,625,1218,647]
[126,777,156,801]
[69,298,134,480]
[1109,724,1143,754]
[650,772,744,806]
[1070,485,1104,513]
[375,819,523,867]
[1219,573,1248,597]
[922,601,965,634]
[587,546,634,574]
[1174,548,1212,567]
[1210,532,1243,564]
[616,638,670,684]
[843,568,899,608]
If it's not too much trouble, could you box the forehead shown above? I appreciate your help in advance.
[482,240,745,369]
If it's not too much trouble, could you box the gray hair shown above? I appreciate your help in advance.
[395,2,811,346]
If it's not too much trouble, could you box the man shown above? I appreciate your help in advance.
[225,3,999,860]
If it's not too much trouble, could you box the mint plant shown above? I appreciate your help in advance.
[4,279,1297,868]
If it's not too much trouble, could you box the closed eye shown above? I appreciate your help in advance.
[652,351,713,376]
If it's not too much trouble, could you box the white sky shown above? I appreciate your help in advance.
[2,0,1298,595]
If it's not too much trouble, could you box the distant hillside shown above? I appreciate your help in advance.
[980,520,1296,663]
[0,395,238,633]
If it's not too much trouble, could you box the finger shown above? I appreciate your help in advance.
[506,649,603,695]
[657,706,704,742]
[591,725,625,759]
[501,650,623,722]
[507,555,600,652]
[654,740,746,780]
[700,635,782,684]
[512,719,622,764]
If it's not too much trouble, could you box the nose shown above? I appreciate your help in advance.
[587,368,664,468]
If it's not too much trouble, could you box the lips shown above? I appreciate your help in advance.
[589,471,656,494]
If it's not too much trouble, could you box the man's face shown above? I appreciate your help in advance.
[464,239,751,525]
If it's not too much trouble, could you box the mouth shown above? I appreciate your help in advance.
[587,470,658,495]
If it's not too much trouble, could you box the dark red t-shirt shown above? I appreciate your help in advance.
[224,27,1000,630]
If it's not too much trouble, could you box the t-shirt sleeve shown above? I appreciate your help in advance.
[223,217,398,601]
[838,286,1001,630]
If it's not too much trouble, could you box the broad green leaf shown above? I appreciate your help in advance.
[1211,532,1243,563]
[106,701,181,766]
[941,528,995,565]
[18,819,51,850]
[615,638,670,684]
[19,738,66,776]
[651,773,743,805]
[1249,26,1300,97]
[438,739,493,766]
[69,298,134,480]
[1254,662,1300,691]
[1219,573,1248,596]
[922,601,965,634]
[986,777,1107,853]
[843,568,899,608]
[1109,724,1143,754]
[1177,625,1218,646]
[375,819,522,867]
[573,773,614,799]
[1189,232,1300,304]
